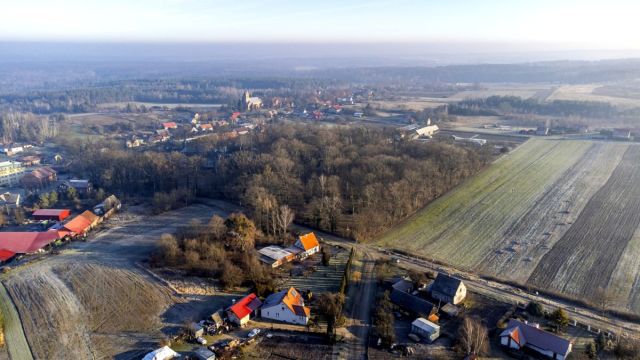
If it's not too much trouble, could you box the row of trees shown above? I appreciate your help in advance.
[0,112,62,143]
[449,95,621,119]
[62,139,203,197]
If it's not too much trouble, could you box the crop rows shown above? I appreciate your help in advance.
[379,139,640,312]
[378,139,593,269]
[528,146,640,299]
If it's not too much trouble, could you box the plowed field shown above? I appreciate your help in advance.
[378,139,640,312]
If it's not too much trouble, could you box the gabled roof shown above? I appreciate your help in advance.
[263,287,310,317]
[431,273,463,297]
[296,232,319,251]
[228,293,262,320]
[79,210,99,223]
[501,319,571,356]
[390,279,435,316]
[0,231,60,254]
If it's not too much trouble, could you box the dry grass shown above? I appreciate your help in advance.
[547,84,640,108]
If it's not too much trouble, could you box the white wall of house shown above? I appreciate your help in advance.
[261,305,309,325]
[453,283,467,304]
[227,312,250,327]
[500,336,521,350]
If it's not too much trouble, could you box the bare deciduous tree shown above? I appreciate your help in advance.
[276,205,295,236]
[458,316,489,356]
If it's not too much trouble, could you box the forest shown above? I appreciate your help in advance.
[65,125,491,241]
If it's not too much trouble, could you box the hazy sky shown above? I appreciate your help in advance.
[0,0,638,49]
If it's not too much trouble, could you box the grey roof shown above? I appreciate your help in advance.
[501,319,571,356]
[390,279,435,316]
[391,278,414,293]
[431,273,463,297]
[194,347,216,360]
[262,289,289,307]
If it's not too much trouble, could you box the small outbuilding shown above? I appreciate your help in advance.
[142,346,178,360]
[194,347,216,360]
[411,318,440,343]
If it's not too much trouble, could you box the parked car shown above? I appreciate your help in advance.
[247,328,261,338]
[196,336,207,345]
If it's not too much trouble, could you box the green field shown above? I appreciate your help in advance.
[377,139,640,312]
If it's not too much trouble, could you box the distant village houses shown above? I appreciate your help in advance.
[0,161,25,187]
[21,166,57,190]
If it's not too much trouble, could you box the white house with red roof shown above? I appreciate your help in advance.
[500,319,572,359]
[294,232,320,259]
[161,122,178,130]
[261,287,310,325]
[226,293,262,327]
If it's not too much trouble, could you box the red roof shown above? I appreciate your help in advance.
[0,231,60,254]
[32,209,71,221]
[162,122,178,129]
[33,209,70,217]
[297,232,320,251]
[228,293,262,320]
[63,213,95,234]
[0,249,16,261]
[230,112,241,120]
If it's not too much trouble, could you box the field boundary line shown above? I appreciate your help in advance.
[0,282,34,360]
[134,262,181,296]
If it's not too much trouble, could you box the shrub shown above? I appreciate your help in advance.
[526,301,544,317]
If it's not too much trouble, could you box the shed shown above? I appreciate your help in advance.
[411,317,440,343]
[194,347,216,360]
[142,346,178,360]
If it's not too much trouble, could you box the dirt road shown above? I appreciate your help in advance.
[333,250,376,360]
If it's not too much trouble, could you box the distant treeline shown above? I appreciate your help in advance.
[449,95,639,119]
